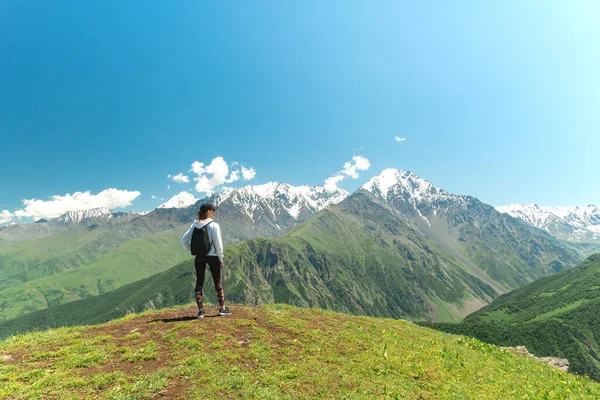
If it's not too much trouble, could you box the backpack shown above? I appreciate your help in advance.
[190,221,214,256]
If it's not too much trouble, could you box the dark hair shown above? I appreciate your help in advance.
[198,203,216,220]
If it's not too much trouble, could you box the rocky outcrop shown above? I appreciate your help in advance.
[502,346,569,373]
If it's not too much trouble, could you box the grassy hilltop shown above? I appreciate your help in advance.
[1,304,599,399]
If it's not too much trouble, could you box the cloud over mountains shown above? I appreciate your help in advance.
[8,189,142,221]
[180,157,257,195]
[324,156,370,193]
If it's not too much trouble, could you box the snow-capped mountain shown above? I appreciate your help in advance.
[0,221,16,230]
[362,169,457,203]
[496,204,600,241]
[137,182,350,246]
[209,182,349,221]
[55,207,114,224]
[361,169,465,227]
[54,207,146,226]
[130,211,151,217]
[165,182,351,242]
[358,169,580,290]
[158,191,199,209]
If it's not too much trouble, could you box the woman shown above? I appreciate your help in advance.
[181,202,231,318]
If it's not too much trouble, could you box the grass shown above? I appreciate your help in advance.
[529,299,590,322]
[484,308,511,322]
[430,295,462,323]
[426,255,600,381]
[1,304,599,399]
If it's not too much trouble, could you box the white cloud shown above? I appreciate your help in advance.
[340,156,370,179]
[325,156,371,193]
[168,173,190,184]
[190,161,205,175]
[395,136,406,142]
[324,175,345,193]
[187,157,256,195]
[12,188,141,220]
[151,195,157,199]
[242,166,256,181]
[0,210,13,225]
[228,170,240,183]
[167,184,171,191]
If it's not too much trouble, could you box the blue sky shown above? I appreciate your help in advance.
[1,1,599,222]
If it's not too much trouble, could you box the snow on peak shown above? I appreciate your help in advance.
[208,182,349,220]
[0,221,16,229]
[495,204,547,226]
[131,211,151,216]
[55,207,113,224]
[362,169,456,203]
[496,203,600,240]
[158,191,199,209]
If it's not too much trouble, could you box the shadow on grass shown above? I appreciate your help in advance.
[149,315,221,323]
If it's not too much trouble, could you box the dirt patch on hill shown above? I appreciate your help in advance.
[79,305,308,398]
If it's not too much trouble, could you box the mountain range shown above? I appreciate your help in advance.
[496,204,600,242]
[0,191,497,336]
[0,169,585,333]
[54,207,147,225]
[362,169,580,289]
[0,182,349,321]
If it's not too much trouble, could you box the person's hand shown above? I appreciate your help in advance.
[220,261,224,269]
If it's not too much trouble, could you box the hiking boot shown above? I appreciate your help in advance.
[218,307,232,316]
[197,310,205,319]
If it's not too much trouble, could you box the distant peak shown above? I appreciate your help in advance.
[376,168,415,179]
[208,181,349,219]
[496,203,600,239]
[55,207,114,224]
[62,207,111,216]
[158,191,199,209]
[218,181,349,200]
[362,169,451,202]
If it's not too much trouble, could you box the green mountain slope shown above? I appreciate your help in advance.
[424,254,600,381]
[1,304,598,399]
[443,202,579,289]
[0,220,69,249]
[572,241,600,259]
[2,172,582,329]
[0,217,191,292]
[372,191,581,290]
[0,229,189,321]
[361,170,582,290]
[240,194,498,320]
[2,188,583,336]
[0,192,328,321]
[0,226,118,291]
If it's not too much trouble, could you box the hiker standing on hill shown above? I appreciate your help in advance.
[182,203,231,319]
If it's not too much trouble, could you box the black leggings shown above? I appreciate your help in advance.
[194,256,224,310]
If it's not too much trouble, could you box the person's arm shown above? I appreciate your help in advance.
[213,223,225,263]
[181,222,196,253]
